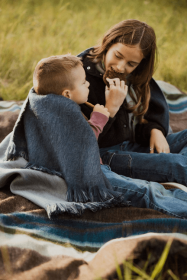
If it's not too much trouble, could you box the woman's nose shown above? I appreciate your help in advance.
[116,62,125,73]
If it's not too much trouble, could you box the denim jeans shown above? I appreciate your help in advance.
[100,130,187,186]
[101,164,187,219]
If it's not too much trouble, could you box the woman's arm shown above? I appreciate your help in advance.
[135,122,170,153]
[105,78,128,117]
[150,128,170,153]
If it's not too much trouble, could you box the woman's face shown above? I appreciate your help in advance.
[104,43,144,77]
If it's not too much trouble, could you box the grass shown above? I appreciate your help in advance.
[96,237,187,280]
[0,0,187,100]
[113,237,175,280]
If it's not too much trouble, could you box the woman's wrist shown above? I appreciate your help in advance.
[151,128,163,136]
[105,102,120,118]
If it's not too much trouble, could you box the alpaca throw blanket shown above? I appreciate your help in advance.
[4,88,123,217]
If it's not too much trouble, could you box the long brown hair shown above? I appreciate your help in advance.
[88,19,157,121]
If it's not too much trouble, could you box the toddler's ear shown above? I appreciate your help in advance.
[62,89,71,99]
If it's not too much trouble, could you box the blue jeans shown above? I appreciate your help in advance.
[101,164,187,219]
[100,130,187,186]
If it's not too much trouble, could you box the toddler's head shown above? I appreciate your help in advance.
[33,55,90,104]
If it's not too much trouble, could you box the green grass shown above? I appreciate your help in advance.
[96,237,186,280]
[114,238,174,280]
[0,0,187,100]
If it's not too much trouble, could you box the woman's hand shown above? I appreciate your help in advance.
[93,104,110,118]
[105,77,128,118]
[150,129,170,154]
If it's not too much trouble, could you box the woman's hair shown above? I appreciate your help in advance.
[33,55,82,95]
[88,19,157,121]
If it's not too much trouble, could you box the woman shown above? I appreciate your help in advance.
[79,19,187,186]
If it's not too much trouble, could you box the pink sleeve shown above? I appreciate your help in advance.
[88,111,109,140]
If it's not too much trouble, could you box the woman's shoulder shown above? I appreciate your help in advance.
[77,47,94,59]
[77,48,103,79]
[149,78,168,105]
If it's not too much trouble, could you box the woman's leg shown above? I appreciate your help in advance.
[101,164,187,219]
[100,130,187,185]
[167,129,187,155]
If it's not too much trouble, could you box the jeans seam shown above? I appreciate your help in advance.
[115,185,186,219]
[133,169,173,176]
[169,134,187,148]
[129,155,132,177]
[149,201,186,219]
[111,153,173,178]
[108,152,115,166]
[110,153,132,178]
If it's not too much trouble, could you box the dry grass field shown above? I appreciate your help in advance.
[0,0,187,100]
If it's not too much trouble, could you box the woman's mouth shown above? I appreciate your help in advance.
[103,68,127,87]
[111,67,124,74]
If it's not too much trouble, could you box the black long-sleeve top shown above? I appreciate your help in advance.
[78,48,170,148]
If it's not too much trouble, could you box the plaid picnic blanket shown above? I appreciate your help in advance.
[1,81,187,279]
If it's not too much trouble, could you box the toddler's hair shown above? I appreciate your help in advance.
[33,55,82,95]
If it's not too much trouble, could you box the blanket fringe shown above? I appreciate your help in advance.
[26,164,125,206]
[22,163,128,213]
[67,186,123,203]
[47,194,129,219]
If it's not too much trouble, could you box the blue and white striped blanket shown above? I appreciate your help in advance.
[156,80,187,113]
[1,81,187,279]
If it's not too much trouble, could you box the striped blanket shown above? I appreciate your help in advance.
[1,81,187,279]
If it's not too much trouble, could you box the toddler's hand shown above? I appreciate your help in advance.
[93,104,110,118]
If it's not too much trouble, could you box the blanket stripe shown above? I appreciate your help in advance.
[1,212,187,252]
[0,101,23,112]
[0,229,95,261]
[157,80,187,113]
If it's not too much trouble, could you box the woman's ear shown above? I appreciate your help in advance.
[62,89,71,99]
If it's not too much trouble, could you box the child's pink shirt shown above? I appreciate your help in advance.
[87,111,109,164]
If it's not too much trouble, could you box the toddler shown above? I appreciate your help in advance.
[33,55,110,148]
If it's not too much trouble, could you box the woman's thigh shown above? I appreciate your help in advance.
[99,141,150,158]
[101,148,187,185]
[100,130,187,184]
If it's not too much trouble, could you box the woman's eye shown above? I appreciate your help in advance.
[128,62,134,67]
[115,54,120,59]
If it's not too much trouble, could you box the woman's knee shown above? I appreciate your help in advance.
[102,151,133,177]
